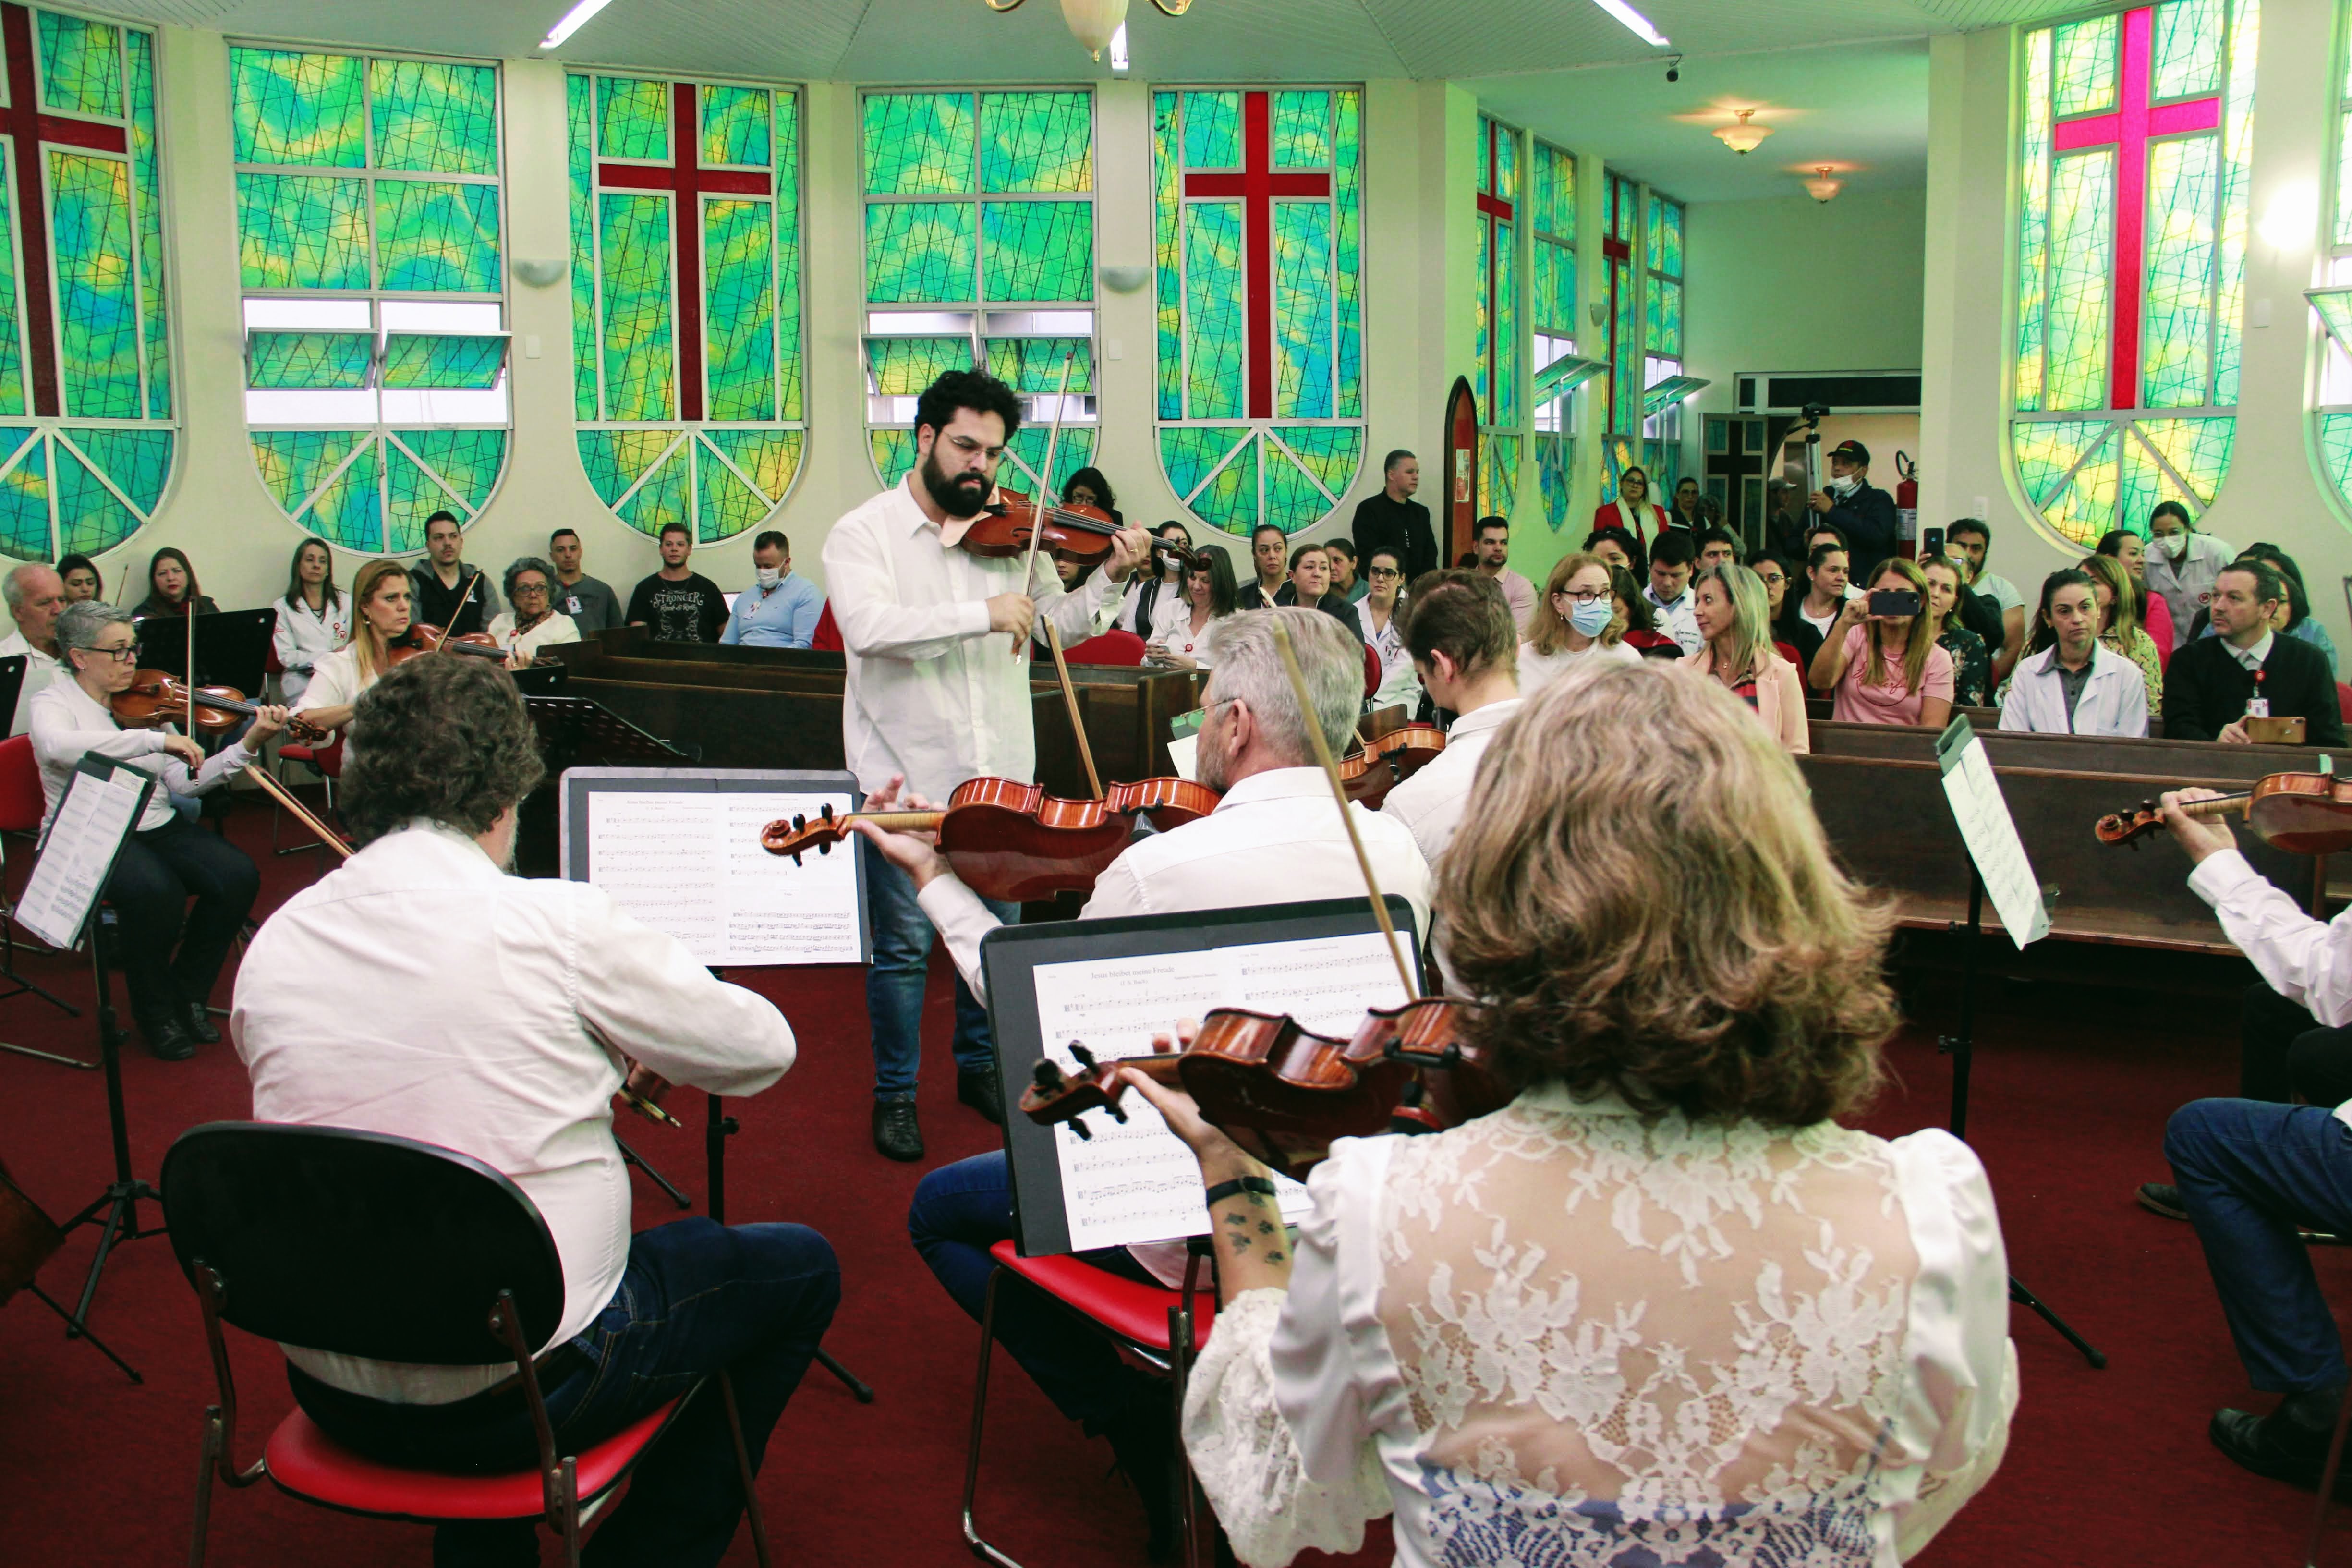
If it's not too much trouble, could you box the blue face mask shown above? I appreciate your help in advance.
[1569,597,1613,636]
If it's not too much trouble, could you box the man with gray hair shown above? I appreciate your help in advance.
[859,607,1429,1561]
[0,562,67,735]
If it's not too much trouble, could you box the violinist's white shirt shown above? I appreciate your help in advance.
[233,822,795,1404]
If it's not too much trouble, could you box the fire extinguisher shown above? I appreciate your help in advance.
[1894,451,1920,558]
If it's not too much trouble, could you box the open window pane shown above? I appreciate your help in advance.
[380,331,507,389]
[247,330,374,390]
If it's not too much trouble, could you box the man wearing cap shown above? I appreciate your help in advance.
[1807,439,1900,574]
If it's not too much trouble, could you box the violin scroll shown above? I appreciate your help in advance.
[2093,801,2164,849]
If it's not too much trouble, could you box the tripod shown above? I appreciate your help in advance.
[52,908,157,1382]
[1941,865,2107,1370]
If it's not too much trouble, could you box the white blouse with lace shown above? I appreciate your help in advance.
[1183,1082,2017,1568]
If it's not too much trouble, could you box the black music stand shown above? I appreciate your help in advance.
[0,651,86,1065]
[516,697,687,880]
[134,607,273,696]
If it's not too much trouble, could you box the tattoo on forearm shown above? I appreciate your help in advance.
[1256,1220,1275,1234]
[1227,1233,1252,1252]
[1265,1250,1285,1264]
[1224,1213,1248,1227]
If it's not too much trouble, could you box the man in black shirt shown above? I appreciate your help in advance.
[1350,449,1439,583]
[408,510,499,637]
[1806,440,1899,571]
[626,522,728,644]
[2164,561,2345,746]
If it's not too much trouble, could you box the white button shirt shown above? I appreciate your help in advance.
[234,823,797,1403]
[28,678,254,831]
[270,593,353,705]
[823,474,1122,799]
[1379,698,1521,867]
[0,631,63,736]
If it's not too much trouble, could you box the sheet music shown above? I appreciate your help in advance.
[1030,931,1411,1253]
[1939,734,2051,949]
[17,765,150,949]
[587,790,861,965]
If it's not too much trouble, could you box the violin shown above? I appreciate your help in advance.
[957,488,1197,576]
[759,775,1220,903]
[112,670,327,744]
[1337,723,1447,807]
[406,622,509,660]
[1017,999,1518,1176]
[2096,771,2352,856]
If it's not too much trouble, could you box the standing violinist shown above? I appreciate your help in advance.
[855,608,1429,1560]
[821,367,1152,1163]
[30,601,286,1060]
[293,560,413,734]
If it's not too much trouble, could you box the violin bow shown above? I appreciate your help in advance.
[1042,617,1104,800]
[443,568,484,655]
[183,574,196,733]
[243,764,351,861]
[1014,353,1077,661]
[1268,618,1418,999]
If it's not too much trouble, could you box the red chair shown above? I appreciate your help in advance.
[1361,639,1382,700]
[964,1240,1215,1567]
[0,733,79,1030]
[1061,629,1146,667]
[810,602,842,652]
[2338,682,2351,724]
[271,731,342,857]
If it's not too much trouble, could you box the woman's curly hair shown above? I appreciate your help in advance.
[1438,661,1898,1127]
[340,656,544,847]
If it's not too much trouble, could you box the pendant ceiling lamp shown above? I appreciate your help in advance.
[983,0,1195,60]
[1713,109,1771,155]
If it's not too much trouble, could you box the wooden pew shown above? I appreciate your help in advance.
[1808,720,2351,783]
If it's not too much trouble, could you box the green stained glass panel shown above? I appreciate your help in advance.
[868,336,971,397]
[70,427,168,513]
[369,59,498,176]
[1263,437,1331,531]
[1473,214,1490,411]
[38,12,121,121]
[702,85,769,168]
[2138,415,2233,502]
[695,445,767,542]
[1478,434,1520,519]
[375,180,501,292]
[50,152,139,419]
[400,428,505,513]
[381,333,506,390]
[1003,424,1096,498]
[982,201,1091,303]
[231,48,364,168]
[385,437,462,550]
[0,162,23,416]
[2154,0,2224,100]
[865,93,973,195]
[1280,426,1361,502]
[2011,418,2112,511]
[774,92,802,424]
[1538,431,1575,532]
[703,200,776,421]
[2214,0,2254,406]
[598,76,669,162]
[1272,92,1329,170]
[1610,255,1637,436]
[1645,277,1683,356]
[2046,152,2114,411]
[1495,220,1518,424]
[980,91,1090,193]
[250,429,366,516]
[2118,423,2197,529]
[2054,14,2119,117]
[569,73,596,420]
[304,434,384,553]
[128,27,165,421]
[236,174,368,290]
[2037,426,2121,544]
[618,440,690,537]
[1497,125,1518,205]
[702,427,800,504]
[0,429,44,559]
[866,202,976,304]
[2016,26,2052,413]
[870,428,916,490]
[986,337,1091,394]
[1661,201,1683,277]
[1477,118,1492,196]
[1183,202,1244,420]
[248,330,373,390]
[1183,92,1240,168]
[2337,112,2352,251]
[1644,190,1662,271]
[599,192,675,422]
[1153,92,1183,420]
[1175,427,1257,535]
[1535,142,1575,239]
[577,427,679,508]
[53,438,133,557]
[2141,135,2216,409]
[1160,426,1245,511]
[2319,414,2352,509]
[1335,89,1360,421]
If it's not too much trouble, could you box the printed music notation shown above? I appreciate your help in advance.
[1031,931,1407,1253]
[588,790,862,966]
[17,765,150,950]
[1938,732,2051,949]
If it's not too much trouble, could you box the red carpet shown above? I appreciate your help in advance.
[0,814,2344,1566]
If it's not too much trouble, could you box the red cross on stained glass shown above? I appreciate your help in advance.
[1601,184,1634,435]
[1183,92,1331,422]
[0,1,129,420]
[597,83,771,425]
[1477,125,1512,421]
[2052,3,2222,413]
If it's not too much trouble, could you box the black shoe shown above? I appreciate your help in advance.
[141,1016,195,1061]
[2211,1388,2348,1492]
[872,1099,924,1162]
[958,1070,1004,1125]
[183,1002,221,1045]
[1103,1386,1181,1564]
[2137,1181,2187,1220]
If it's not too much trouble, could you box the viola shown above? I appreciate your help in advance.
[1337,723,1447,807]
[956,488,1197,576]
[1017,998,1518,1175]
[112,670,327,744]
[759,775,1220,903]
[2096,771,2352,856]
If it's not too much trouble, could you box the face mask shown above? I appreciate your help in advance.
[1829,472,1860,497]
[2153,532,2183,559]
[1569,598,1613,636]
[754,566,783,589]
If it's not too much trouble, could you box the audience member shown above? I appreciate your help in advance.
[56,553,100,603]
[548,527,623,632]
[133,547,218,620]
[1382,571,1521,865]
[1999,569,2149,737]
[270,536,350,706]
[1115,521,1193,635]
[1272,541,1360,631]
[1811,558,1955,729]
[1762,476,1811,559]
[1779,541,1850,681]
[1744,548,1806,669]
[1581,523,1645,581]
[1322,536,1367,603]
[1803,523,1864,599]
[1693,526,1739,572]
[1350,449,1438,581]
[2145,501,2236,632]
[722,530,824,649]
[487,557,582,663]
[1943,518,2025,684]
[1921,555,1991,709]
[1144,546,1237,671]
[1685,562,1807,754]
[2227,545,2340,676]
[627,521,728,643]
[0,563,66,735]
[2097,528,2175,664]
[1351,547,1418,709]
[408,511,498,637]
[1468,515,1535,632]
[1062,466,1122,526]
[2080,552,2163,719]
[1519,553,1642,693]
[1237,523,1289,609]
[1670,474,1719,532]
[1808,439,1899,567]
[1591,464,1670,546]
[1642,530,1703,656]
[2164,561,2344,745]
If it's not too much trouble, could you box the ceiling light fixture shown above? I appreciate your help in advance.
[1108,21,1130,74]
[1804,166,1843,203]
[1712,109,1770,156]
[538,0,616,49]
[984,0,1193,61]
[1589,0,1669,47]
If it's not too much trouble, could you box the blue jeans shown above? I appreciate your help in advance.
[864,844,1017,1099]
[908,1151,1161,1435]
[2167,1098,2352,1394]
[288,1217,840,1568]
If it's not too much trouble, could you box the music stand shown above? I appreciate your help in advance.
[0,651,86,1066]
[134,607,273,696]
[516,696,687,880]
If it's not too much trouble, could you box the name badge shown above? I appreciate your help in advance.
[2246,698,2271,719]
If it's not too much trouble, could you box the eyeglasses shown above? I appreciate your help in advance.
[512,583,549,596]
[1552,587,1607,604]
[1368,566,1402,579]
[90,644,136,662]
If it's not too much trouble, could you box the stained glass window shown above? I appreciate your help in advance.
[861,90,1094,498]
[2012,0,2255,547]
[2305,3,2352,516]
[1473,115,1522,520]
[1531,139,1581,533]
[568,73,802,543]
[0,8,172,564]
[1598,171,1683,503]
[1153,87,1363,539]
[233,47,509,555]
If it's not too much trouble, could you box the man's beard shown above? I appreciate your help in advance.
[921,451,992,519]
[1198,736,1231,794]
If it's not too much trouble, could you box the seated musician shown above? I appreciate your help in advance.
[2154,786,2352,1496]
[1378,570,1520,866]
[292,558,412,733]
[1138,660,2017,1568]
[855,608,1429,1561]
[31,602,286,1061]
[1998,569,2148,738]
[485,555,581,664]
[2163,560,2345,746]
[234,655,837,1568]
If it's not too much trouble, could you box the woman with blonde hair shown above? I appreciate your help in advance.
[1518,551,1640,693]
[2079,550,2162,717]
[292,559,414,734]
[1810,556,1955,729]
[1685,561,1807,753]
[1144,663,2016,1567]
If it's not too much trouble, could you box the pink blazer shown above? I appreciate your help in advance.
[1683,645,1811,754]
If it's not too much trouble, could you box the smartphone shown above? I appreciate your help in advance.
[1869,589,1922,619]
[1921,526,1944,560]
